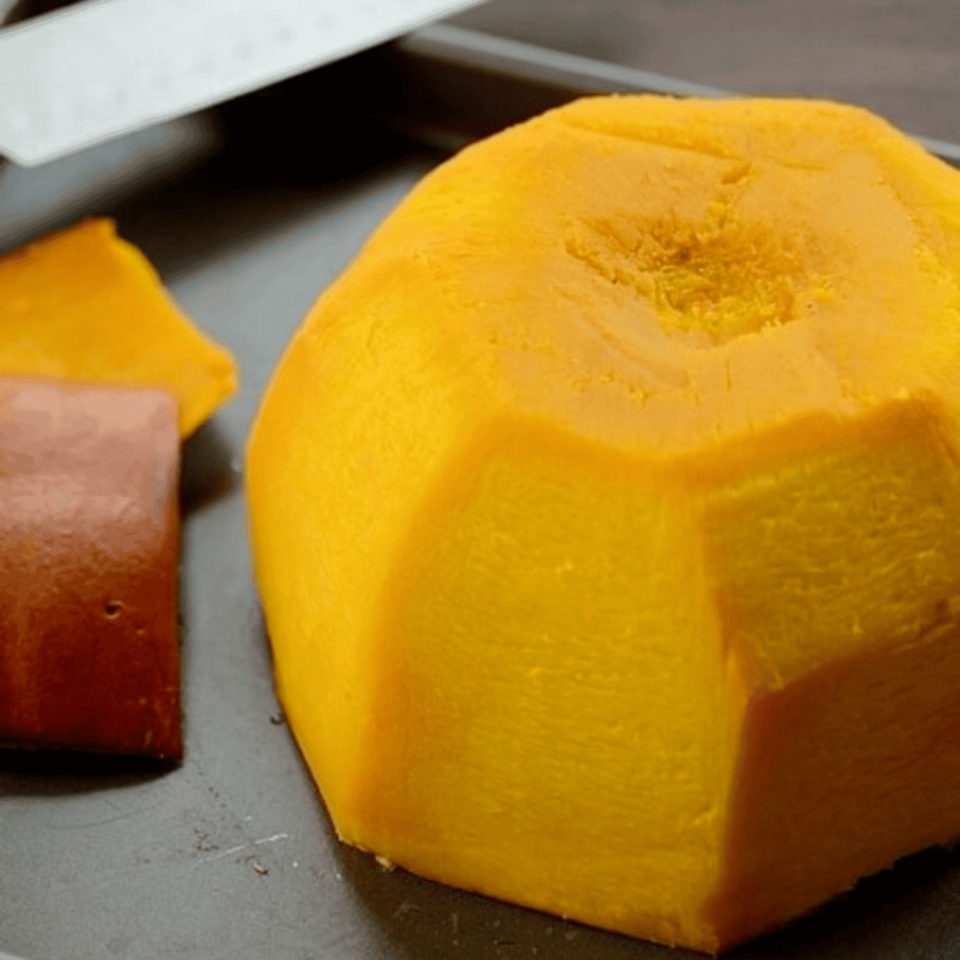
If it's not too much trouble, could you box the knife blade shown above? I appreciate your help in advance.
[0,0,485,167]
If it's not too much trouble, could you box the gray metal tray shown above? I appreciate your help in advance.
[3,14,960,960]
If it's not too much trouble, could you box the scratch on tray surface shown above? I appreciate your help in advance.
[49,800,164,830]
[254,832,290,845]
[195,832,290,865]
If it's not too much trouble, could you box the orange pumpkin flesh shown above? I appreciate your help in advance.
[247,96,960,951]
[0,218,237,437]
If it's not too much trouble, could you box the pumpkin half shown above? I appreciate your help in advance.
[246,96,960,952]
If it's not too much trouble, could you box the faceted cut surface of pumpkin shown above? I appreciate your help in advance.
[247,96,960,951]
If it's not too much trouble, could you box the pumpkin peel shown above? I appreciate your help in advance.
[247,95,960,951]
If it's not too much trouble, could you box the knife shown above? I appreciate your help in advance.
[0,0,485,167]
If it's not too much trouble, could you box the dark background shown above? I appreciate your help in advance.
[451,0,960,144]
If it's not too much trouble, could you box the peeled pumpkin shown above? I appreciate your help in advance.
[246,96,960,952]
[0,218,237,436]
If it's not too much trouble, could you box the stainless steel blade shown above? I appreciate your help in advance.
[0,0,485,167]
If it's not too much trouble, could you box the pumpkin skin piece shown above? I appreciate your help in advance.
[246,95,960,952]
[0,218,237,437]
[0,378,181,759]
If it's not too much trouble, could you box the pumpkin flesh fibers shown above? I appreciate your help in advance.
[247,96,960,951]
